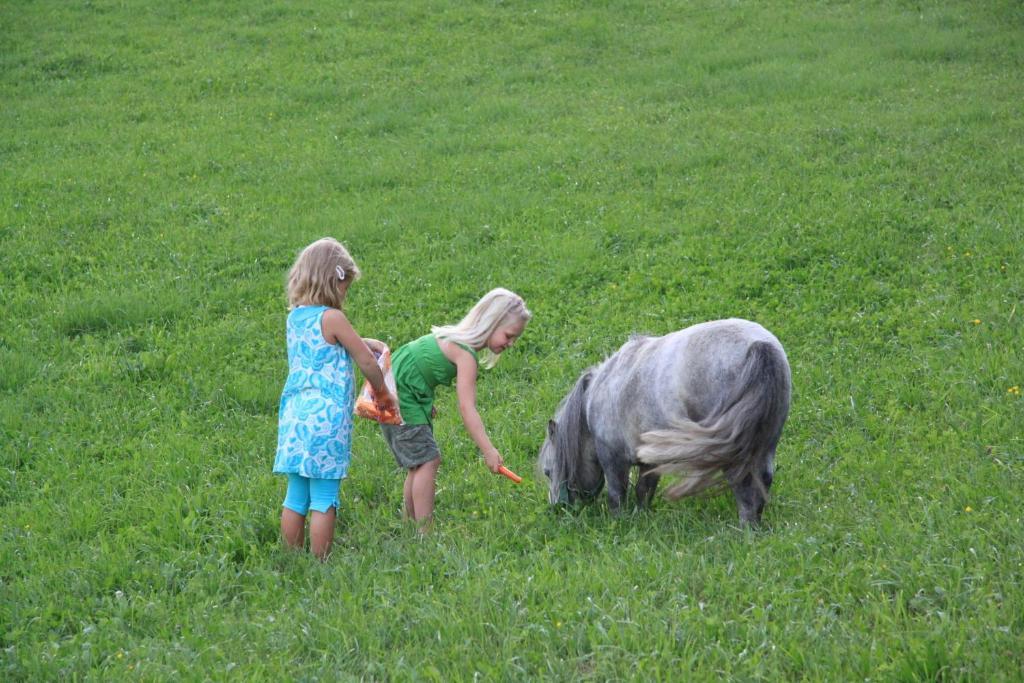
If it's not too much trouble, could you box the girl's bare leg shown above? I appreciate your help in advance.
[411,457,441,530]
[308,508,337,561]
[403,470,416,521]
[281,508,306,550]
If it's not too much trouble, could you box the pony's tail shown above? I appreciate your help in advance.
[636,341,791,499]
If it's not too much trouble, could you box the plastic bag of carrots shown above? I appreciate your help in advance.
[354,346,403,425]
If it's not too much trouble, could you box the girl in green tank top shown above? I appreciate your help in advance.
[380,288,532,532]
[390,334,477,426]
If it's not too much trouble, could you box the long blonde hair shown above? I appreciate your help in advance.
[286,237,361,310]
[432,288,531,369]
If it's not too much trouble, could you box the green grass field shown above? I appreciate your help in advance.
[2,0,1022,679]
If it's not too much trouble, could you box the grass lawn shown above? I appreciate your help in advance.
[2,0,1022,679]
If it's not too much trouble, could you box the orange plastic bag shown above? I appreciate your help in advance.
[354,346,403,425]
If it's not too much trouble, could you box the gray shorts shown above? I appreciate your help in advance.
[381,423,441,469]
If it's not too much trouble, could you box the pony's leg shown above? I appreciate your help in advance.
[634,464,660,509]
[596,441,630,514]
[731,450,775,526]
[731,474,764,526]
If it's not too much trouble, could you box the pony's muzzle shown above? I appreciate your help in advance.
[556,482,570,505]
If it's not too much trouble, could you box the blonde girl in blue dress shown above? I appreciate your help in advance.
[274,237,395,560]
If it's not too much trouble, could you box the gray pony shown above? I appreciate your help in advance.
[538,319,791,525]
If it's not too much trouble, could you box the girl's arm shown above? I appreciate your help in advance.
[447,344,503,473]
[322,310,395,408]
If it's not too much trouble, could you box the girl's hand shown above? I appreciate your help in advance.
[363,338,387,355]
[483,448,503,474]
[372,387,400,424]
[374,387,396,414]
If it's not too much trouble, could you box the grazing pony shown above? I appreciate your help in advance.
[538,319,791,525]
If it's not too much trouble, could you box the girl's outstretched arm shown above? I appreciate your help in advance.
[322,310,395,409]
[447,343,503,473]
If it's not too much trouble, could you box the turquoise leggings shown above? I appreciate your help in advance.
[283,474,341,515]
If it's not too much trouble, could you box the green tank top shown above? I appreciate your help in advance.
[392,334,478,425]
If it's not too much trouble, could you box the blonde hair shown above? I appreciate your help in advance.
[432,288,532,369]
[286,237,361,310]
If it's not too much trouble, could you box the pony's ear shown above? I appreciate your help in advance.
[579,368,594,392]
[547,419,557,439]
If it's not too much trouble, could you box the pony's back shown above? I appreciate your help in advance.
[588,319,786,444]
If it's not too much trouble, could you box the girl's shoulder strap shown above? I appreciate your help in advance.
[288,305,330,334]
[453,341,478,361]
[291,304,328,314]
[433,333,478,362]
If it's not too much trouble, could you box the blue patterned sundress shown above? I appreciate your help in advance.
[273,306,355,479]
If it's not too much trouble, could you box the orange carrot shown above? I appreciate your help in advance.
[498,465,522,484]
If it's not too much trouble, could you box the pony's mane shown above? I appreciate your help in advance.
[552,368,593,491]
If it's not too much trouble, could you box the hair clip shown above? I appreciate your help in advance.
[335,265,346,281]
